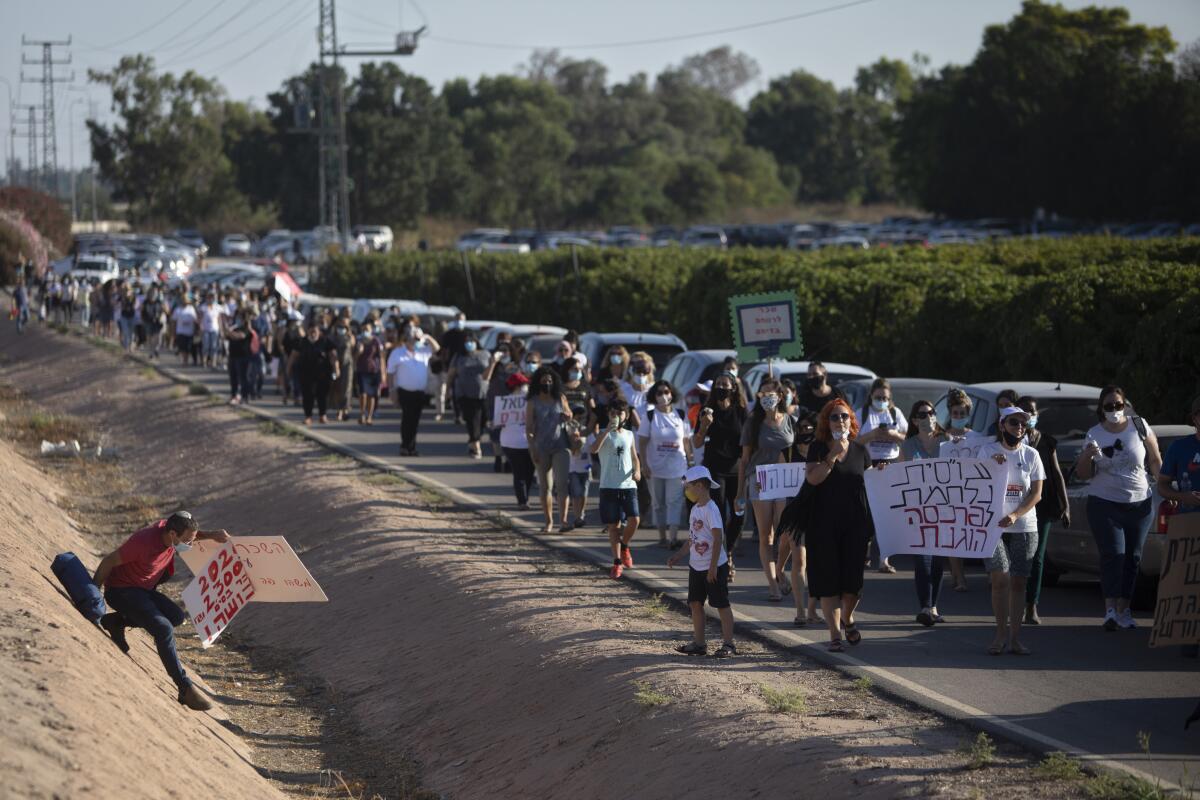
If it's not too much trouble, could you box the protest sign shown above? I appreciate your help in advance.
[865,458,1007,559]
[493,394,527,428]
[181,542,255,648]
[755,462,807,500]
[178,536,328,603]
[938,432,990,461]
[728,291,804,363]
[1149,513,1200,648]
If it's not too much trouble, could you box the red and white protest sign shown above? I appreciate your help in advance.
[181,542,256,647]
[493,394,526,428]
[178,536,328,603]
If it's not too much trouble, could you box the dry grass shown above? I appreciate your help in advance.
[759,684,807,715]
[633,682,671,709]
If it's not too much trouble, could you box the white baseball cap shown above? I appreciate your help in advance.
[681,465,720,488]
[696,380,713,394]
[998,406,1030,423]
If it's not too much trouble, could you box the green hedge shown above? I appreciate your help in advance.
[318,238,1200,421]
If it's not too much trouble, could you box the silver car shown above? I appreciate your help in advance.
[1046,423,1192,610]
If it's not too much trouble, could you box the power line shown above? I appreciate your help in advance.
[427,0,880,52]
[206,9,313,75]
[79,0,194,51]
[160,0,300,69]
[165,0,267,64]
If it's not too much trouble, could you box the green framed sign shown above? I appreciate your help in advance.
[728,291,804,363]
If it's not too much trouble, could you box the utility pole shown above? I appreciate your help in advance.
[21,35,73,196]
[88,99,98,230]
[69,97,84,222]
[0,77,13,186]
[13,104,40,189]
[316,0,425,247]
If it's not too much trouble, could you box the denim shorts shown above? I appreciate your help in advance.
[598,488,639,525]
[357,372,381,397]
[987,530,1038,577]
[568,471,590,499]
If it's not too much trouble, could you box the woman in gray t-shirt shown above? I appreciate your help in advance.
[737,377,795,601]
[446,332,492,459]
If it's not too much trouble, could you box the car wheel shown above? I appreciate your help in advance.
[1130,577,1159,612]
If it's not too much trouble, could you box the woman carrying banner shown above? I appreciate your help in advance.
[900,399,950,626]
[737,377,795,601]
[781,398,872,651]
[856,378,908,574]
[981,406,1045,655]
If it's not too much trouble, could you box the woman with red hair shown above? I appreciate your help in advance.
[788,398,873,651]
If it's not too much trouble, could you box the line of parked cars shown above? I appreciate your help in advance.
[454,218,1200,253]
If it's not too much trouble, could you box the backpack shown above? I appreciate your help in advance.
[646,408,686,424]
[51,552,107,623]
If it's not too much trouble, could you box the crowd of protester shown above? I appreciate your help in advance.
[12,269,1200,660]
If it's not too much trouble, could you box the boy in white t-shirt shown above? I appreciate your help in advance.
[668,466,736,658]
[566,422,593,529]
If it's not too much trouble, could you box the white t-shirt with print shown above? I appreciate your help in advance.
[638,407,692,479]
[1085,420,1153,503]
[688,500,727,571]
[598,429,637,490]
[174,305,198,336]
[857,405,908,462]
[939,430,990,460]
[980,441,1046,533]
[200,304,223,333]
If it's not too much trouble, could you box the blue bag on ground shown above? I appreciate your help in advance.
[51,552,107,623]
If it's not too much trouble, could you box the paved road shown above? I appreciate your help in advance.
[67,338,1200,787]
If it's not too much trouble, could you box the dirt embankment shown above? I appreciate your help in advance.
[0,323,1090,800]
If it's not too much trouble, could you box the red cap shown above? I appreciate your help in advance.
[506,373,530,390]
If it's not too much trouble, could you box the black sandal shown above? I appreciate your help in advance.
[843,622,862,646]
[827,639,845,652]
[713,642,737,658]
[675,641,707,656]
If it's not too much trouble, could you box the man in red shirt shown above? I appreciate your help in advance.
[92,511,230,711]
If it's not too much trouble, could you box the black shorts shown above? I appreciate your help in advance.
[687,564,730,609]
[175,333,193,353]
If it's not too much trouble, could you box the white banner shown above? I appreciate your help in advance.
[493,394,526,427]
[865,458,1007,559]
[179,536,328,603]
[181,543,255,648]
[755,462,807,500]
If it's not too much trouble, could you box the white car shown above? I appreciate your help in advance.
[353,225,394,253]
[220,234,252,256]
[456,228,509,252]
[680,226,728,249]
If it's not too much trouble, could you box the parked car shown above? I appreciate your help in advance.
[171,229,208,256]
[479,324,568,353]
[933,381,1102,468]
[577,331,688,381]
[661,349,742,411]
[220,234,252,257]
[1046,423,1193,610]
[352,225,394,253]
[838,378,961,419]
[680,226,727,249]
[349,298,429,325]
[456,228,510,252]
[743,360,876,403]
[463,319,509,335]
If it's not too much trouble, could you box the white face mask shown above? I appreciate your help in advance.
[950,416,969,429]
[759,394,779,411]
[832,430,847,441]
[1105,410,1125,424]
[174,541,193,553]
[872,398,889,412]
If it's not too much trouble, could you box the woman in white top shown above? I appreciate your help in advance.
[855,378,908,574]
[386,324,439,456]
[1075,385,1163,631]
[638,380,694,548]
[981,406,1045,655]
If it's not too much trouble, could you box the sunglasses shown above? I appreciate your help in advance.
[829,413,851,422]
[1004,418,1027,428]
[912,410,933,419]
[1102,402,1126,412]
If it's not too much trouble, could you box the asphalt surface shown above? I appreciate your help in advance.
[35,326,1200,788]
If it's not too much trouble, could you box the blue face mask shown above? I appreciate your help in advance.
[872,399,889,412]
[567,370,582,382]
[610,354,623,366]
[174,542,193,554]
[464,341,477,352]
[1026,414,1038,430]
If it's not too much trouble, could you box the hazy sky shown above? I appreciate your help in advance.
[2,0,1198,180]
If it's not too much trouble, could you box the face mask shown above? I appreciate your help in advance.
[712,387,730,402]
[1002,431,1022,447]
[683,484,700,503]
[832,430,847,441]
[464,342,477,353]
[633,374,650,386]
[610,354,623,366]
[540,383,553,393]
[919,417,937,433]
[451,320,463,329]
[797,432,815,444]
[1026,414,1038,430]
[725,368,738,378]
[524,362,538,375]
[656,393,672,406]
[1105,410,1125,424]
[760,395,779,411]
[808,375,824,388]
[782,391,792,407]
[174,541,193,554]
[872,399,889,412]
[950,416,969,430]
[499,354,511,365]
[567,370,581,382]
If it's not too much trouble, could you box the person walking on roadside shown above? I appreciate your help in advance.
[595,345,629,384]
[1075,385,1163,631]
[527,365,574,533]
[1158,394,1200,517]
[783,398,873,652]
[484,339,520,471]
[1017,395,1070,626]
[200,292,223,370]
[593,396,642,578]
[92,511,229,711]
[737,377,795,601]
[500,372,535,510]
[981,406,1045,655]
[140,286,166,360]
[223,309,253,406]
[794,361,834,416]
[118,286,138,351]
[327,318,355,421]
[354,320,384,425]
[172,295,199,366]
[856,378,908,574]
[668,466,737,658]
[900,400,950,626]
[774,411,823,626]
[694,374,748,582]
[938,388,982,592]
[387,324,439,456]
[446,331,491,458]
[639,379,694,549]
[290,321,338,425]
[13,279,30,334]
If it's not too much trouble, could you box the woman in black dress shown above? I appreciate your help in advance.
[289,323,339,426]
[789,397,873,652]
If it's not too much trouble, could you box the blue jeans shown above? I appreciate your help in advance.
[913,556,945,609]
[104,586,190,690]
[202,330,221,360]
[15,306,29,334]
[1086,495,1153,600]
[118,316,136,349]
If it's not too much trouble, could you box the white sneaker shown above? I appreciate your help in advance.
[1103,608,1118,631]
[1117,609,1137,629]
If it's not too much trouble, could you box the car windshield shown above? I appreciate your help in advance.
[1035,398,1098,442]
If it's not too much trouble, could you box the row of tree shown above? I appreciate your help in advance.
[87,1,1200,232]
